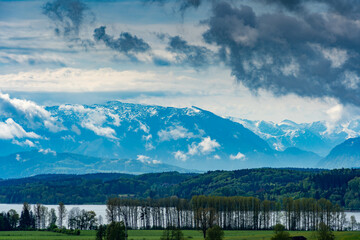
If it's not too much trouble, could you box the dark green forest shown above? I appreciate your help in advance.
[0,168,360,210]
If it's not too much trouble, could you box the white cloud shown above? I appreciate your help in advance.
[12,139,36,147]
[0,65,343,124]
[0,52,65,66]
[143,134,152,141]
[273,142,285,151]
[281,59,300,77]
[158,125,194,141]
[71,125,81,135]
[152,160,161,164]
[198,137,220,154]
[137,155,150,163]
[0,92,63,132]
[174,151,188,162]
[108,112,121,127]
[325,104,360,137]
[326,104,343,124]
[142,134,154,150]
[230,152,246,161]
[60,105,118,139]
[174,137,220,161]
[61,135,76,142]
[0,68,169,92]
[82,121,117,139]
[120,75,339,124]
[145,142,155,150]
[0,118,40,139]
[137,122,150,133]
[14,153,29,162]
[188,143,198,156]
[0,5,356,126]
[136,155,160,164]
[340,122,360,139]
[0,92,49,119]
[39,148,56,156]
[320,47,348,68]
[342,71,360,90]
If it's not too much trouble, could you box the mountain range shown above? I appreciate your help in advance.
[230,117,360,156]
[0,93,359,177]
[0,151,191,179]
[318,137,360,169]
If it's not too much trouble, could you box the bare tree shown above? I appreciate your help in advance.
[49,208,57,227]
[98,215,103,226]
[195,207,217,239]
[106,198,117,223]
[58,202,67,228]
[8,209,19,229]
[351,215,357,231]
[40,205,48,229]
[68,207,80,229]
[33,204,41,229]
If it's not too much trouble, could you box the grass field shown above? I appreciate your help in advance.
[0,230,359,240]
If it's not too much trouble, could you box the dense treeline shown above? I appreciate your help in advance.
[0,172,193,204]
[105,196,347,232]
[0,169,360,209]
[0,202,99,231]
[0,197,352,234]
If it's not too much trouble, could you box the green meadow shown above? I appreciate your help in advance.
[0,230,359,240]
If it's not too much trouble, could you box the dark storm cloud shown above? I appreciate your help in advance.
[262,0,360,18]
[167,36,213,68]
[93,26,151,55]
[201,1,360,106]
[148,0,202,15]
[43,0,93,38]
[178,0,202,13]
[41,0,360,106]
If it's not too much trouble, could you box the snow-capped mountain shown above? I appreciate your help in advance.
[1,92,359,172]
[0,93,278,171]
[229,118,360,156]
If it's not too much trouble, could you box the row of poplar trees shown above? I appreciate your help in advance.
[106,196,346,233]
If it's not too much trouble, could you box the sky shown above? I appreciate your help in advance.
[1,0,360,124]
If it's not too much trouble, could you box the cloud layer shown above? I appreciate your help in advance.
[94,26,151,55]
[0,93,63,132]
[2,0,360,124]
[38,0,360,107]
[43,0,94,43]
[202,1,360,106]
[0,118,40,140]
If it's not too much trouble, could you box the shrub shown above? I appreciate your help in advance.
[271,224,290,240]
[106,222,126,240]
[316,222,335,240]
[205,225,224,240]
[161,226,185,240]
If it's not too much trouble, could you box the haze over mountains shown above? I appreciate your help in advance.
[318,138,360,169]
[230,118,360,156]
[0,151,191,179]
[0,93,359,177]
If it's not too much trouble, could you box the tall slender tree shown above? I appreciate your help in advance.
[57,202,67,228]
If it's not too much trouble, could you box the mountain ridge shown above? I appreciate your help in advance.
[0,151,193,179]
[1,94,358,170]
[229,117,360,156]
[318,137,360,169]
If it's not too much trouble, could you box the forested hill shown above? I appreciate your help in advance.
[1,168,360,209]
